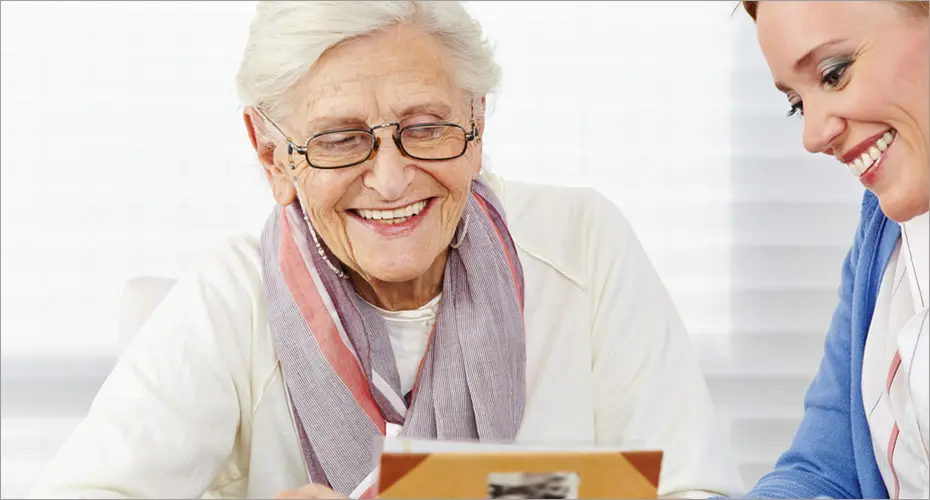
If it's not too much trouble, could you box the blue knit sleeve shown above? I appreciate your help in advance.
[744,203,868,499]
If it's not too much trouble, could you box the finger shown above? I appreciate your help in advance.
[276,483,349,500]
[304,484,349,500]
[302,484,348,500]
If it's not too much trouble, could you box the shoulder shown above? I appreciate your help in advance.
[189,233,267,343]
[481,169,637,290]
[149,232,266,354]
[196,233,264,285]
[125,233,264,334]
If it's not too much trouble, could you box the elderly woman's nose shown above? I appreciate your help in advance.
[362,135,415,200]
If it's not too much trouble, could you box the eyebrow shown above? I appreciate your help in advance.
[773,38,849,94]
[306,102,454,136]
[392,102,453,121]
[307,115,370,135]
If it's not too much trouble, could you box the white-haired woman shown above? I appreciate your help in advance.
[30,2,743,498]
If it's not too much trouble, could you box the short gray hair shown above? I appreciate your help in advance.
[236,1,501,121]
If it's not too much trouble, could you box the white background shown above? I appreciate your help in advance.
[0,1,864,497]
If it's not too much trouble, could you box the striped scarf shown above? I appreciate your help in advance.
[260,179,526,498]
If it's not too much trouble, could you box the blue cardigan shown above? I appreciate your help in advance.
[746,190,900,499]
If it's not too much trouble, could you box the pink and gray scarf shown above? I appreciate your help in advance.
[260,179,526,498]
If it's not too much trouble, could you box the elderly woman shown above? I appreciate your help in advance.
[30,2,743,499]
[741,2,929,499]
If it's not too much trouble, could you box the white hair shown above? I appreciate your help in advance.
[236,0,500,121]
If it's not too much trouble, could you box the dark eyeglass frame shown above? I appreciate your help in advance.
[255,109,481,170]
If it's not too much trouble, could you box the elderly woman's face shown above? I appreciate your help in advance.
[756,1,929,222]
[278,24,481,284]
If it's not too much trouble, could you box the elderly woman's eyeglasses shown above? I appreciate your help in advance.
[257,110,481,170]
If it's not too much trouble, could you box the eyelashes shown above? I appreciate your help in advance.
[786,90,804,118]
[783,55,854,119]
[819,56,853,89]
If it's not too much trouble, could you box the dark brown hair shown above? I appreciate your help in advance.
[742,0,929,21]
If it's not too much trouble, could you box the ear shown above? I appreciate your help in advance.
[470,96,487,178]
[475,96,487,137]
[243,108,296,206]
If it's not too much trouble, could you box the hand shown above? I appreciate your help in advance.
[275,483,350,499]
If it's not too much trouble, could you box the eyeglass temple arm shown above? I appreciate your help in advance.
[252,107,307,154]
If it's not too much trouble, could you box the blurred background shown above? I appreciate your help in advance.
[0,1,864,496]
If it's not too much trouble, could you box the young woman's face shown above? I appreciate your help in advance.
[756,1,929,222]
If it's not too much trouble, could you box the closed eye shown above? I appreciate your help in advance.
[820,57,853,90]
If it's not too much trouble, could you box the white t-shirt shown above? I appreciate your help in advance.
[366,294,441,396]
[863,211,930,499]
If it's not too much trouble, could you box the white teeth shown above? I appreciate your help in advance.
[382,216,410,225]
[844,130,897,177]
[860,151,874,169]
[356,209,382,220]
[356,200,428,222]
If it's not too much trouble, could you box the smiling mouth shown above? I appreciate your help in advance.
[845,129,897,177]
[349,198,432,225]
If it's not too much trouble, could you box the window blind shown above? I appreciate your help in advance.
[715,13,864,483]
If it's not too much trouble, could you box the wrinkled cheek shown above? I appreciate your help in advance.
[302,194,348,248]
[442,193,468,226]
[322,216,360,269]
[298,177,343,225]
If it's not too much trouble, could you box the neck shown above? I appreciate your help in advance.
[351,249,447,311]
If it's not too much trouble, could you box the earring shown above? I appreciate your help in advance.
[301,209,349,280]
[287,140,297,170]
[469,99,482,144]
[450,213,470,249]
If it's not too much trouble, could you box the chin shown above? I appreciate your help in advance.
[361,256,436,283]
[876,188,929,223]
